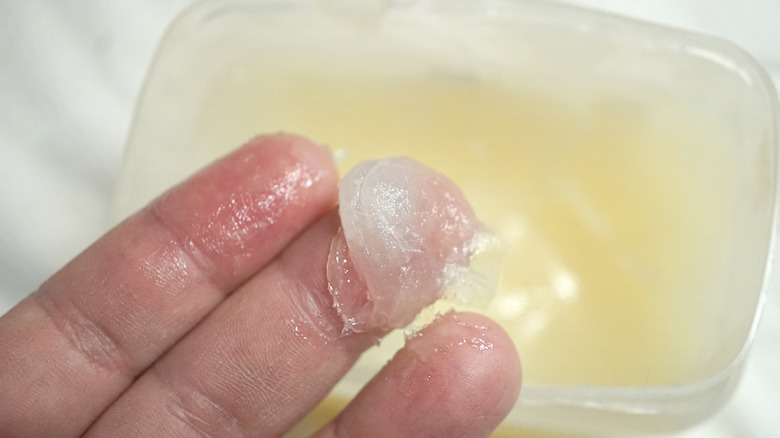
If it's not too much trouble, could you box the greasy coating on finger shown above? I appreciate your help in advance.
[317,312,522,438]
[151,133,338,289]
[0,133,338,438]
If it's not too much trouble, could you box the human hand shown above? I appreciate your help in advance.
[0,134,521,437]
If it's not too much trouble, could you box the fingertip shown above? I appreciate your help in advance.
[243,132,340,214]
[318,311,521,438]
[149,132,339,286]
[242,132,336,178]
[403,311,522,428]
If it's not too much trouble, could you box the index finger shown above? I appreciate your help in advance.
[0,134,337,438]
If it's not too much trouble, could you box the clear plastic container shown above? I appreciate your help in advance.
[113,0,779,436]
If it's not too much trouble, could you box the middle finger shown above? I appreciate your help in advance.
[85,210,373,437]
[86,156,485,437]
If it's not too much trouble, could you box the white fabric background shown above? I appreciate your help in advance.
[1,1,778,436]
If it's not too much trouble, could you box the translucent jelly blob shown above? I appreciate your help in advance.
[327,157,497,334]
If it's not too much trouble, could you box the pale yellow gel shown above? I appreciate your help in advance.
[190,63,739,437]
[197,66,736,390]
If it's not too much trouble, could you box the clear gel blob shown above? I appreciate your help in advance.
[327,157,497,335]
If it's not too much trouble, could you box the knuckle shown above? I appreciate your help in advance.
[33,290,130,375]
[163,371,247,438]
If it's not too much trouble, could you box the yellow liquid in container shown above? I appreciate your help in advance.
[190,65,736,388]
[115,3,777,435]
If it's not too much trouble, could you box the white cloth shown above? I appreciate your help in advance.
[1,1,777,436]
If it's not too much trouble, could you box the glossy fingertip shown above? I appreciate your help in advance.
[317,311,521,438]
[399,311,522,433]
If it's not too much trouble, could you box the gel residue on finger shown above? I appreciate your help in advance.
[327,157,498,335]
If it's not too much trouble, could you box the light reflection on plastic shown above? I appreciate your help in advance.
[553,269,580,304]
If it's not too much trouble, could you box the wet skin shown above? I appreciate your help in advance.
[0,134,521,438]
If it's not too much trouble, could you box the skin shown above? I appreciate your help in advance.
[0,134,521,438]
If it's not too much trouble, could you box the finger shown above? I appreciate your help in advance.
[315,312,522,438]
[84,210,376,437]
[0,134,337,438]
[86,156,487,438]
